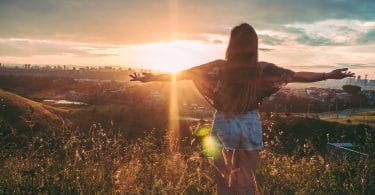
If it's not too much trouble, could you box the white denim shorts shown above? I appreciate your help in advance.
[211,110,263,151]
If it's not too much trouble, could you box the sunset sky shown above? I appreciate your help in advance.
[0,0,374,77]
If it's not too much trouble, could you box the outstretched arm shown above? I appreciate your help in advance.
[129,60,226,82]
[291,68,355,83]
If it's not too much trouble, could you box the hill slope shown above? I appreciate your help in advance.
[0,89,66,134]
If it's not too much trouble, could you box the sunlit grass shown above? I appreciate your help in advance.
[322,111,375,127]
[0,124,371,194]
[0,99,373,194]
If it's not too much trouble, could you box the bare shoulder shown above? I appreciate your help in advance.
[188,59,228,72]
[257,61,276,71]
[206,59,228,67]
[258,61,295,78]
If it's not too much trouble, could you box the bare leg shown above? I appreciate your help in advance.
[214,149,236,195]
[236,150,259,195]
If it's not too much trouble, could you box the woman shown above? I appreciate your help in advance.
[130,23,354,194]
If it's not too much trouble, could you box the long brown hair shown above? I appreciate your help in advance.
[225,23,258,65]
[218,23,260,115]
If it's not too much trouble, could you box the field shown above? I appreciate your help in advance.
[0,124,373,194]
[322,111,375,127]
[0,89,374,193]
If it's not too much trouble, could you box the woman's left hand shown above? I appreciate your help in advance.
[129,72,154,82]
[327,68,355,79]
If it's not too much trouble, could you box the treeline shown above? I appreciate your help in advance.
[260,91,371,114]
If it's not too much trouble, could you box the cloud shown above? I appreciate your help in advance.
[0,38,117,57]
[280,26,305,35]
[357,28,375,44]
[0,0,374,44]
[284,20,375,46]
[259,34,285,46]
[211,39,223,44]
[289,63,375,70]
[281,25,339,46]
[296,34,338,46]
[174,33,225,44]
[256,0,375,23]
[291,65,338,69]
[336,63,375,69]
[259,48,275,52]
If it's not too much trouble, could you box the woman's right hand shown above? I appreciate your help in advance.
[327,68,355,79]
[129,72,154,82]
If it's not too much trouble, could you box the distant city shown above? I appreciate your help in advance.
[345,75,375,90]
[0,62,374,90]
[0,62,143,72]
[0,62,154,82]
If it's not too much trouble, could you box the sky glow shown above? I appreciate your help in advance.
[0,0,374,77]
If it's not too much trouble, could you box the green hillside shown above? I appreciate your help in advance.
[322,111,375,127]
[0,89,66,135]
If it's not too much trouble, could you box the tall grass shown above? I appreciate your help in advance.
[0,120,373,194]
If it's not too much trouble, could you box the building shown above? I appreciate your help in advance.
[362,90,375,106]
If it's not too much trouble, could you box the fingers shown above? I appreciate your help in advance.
[337,68,348,72]
[342,71,355,78]
[339,68,356,78]
[330,68,355,79]
[129,73,136,79]
[129,72,153,81]
[129,72,137,77]
[347,72,355,77]
[129,72,140,81]
[344,69,355,77]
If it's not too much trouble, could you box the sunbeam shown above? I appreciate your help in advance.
[167,73,180,153]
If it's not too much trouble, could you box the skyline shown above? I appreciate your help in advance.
[0,0,374,77]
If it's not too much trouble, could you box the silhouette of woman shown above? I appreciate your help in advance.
[130,23,354,194]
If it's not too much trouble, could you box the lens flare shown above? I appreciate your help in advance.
[168,73,180,152]
[194,126,211,137]
[201,136,220,158]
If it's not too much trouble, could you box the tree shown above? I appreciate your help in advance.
[342,85,361,95]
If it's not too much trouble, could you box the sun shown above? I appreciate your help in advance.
[140,41,198,73]
[116,39,225,74]
[132,40,219,73]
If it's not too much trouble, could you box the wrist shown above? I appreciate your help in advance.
[323,72,333,80]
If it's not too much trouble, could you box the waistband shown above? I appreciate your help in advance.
[214,109,259,119]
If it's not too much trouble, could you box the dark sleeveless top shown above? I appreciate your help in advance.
[186,60,295,114]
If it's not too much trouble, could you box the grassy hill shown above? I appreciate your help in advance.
[0,89,66,136]
[322,111,375,127]
[0,89,374,194]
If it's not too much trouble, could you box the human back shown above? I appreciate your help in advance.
[191,23,278,116]
[189,59,293,117]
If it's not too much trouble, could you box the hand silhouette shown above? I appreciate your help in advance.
[129,72,154,82]
[328,68,355,79]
